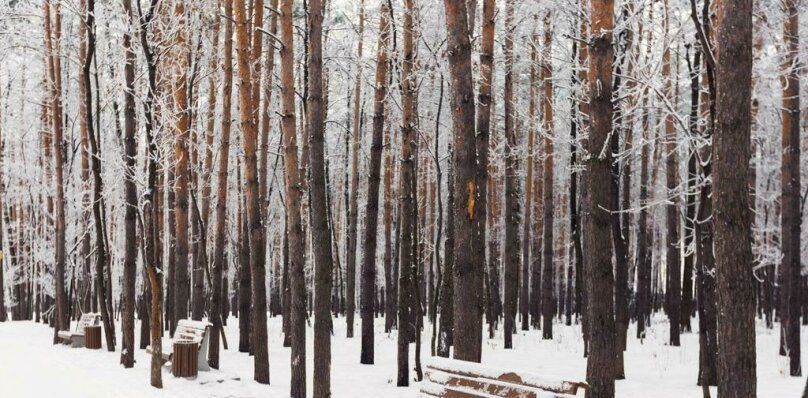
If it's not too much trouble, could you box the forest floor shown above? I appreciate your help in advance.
[0,314,804,397]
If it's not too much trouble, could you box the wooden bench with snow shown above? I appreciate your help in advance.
[57,312,101,348]
[420,357,588,398]
[146,319,212,371]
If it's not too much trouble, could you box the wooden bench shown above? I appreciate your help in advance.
[57,313,101,348]
[147,319,212,371]
[420,357,588,398]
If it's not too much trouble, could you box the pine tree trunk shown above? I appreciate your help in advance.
[442,0,483,363]
[779,0,801,378]
[583,1,617,396]
[171,0,191,334]
[44,0,69,342]
[360,0,391,367]
[662,2,681,347]
[280,0,307,393]
[120,0,138,368]
[83,0,115,352]
[501,0,520,351]
[713,0,757,394]
[396,0,417,384]
[234,0,270,383]
[540,14,555,340]
[345,0,365,340]
[307,0,336,393]
[209,0,234,370]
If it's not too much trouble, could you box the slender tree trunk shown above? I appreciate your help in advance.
[360,0,391,367]
[779,0,801,378]
[519,21,536,333]
[234,0,270,383]
[540,13,555,340]
[345,0,365,340]
[307,0,335,393]
[171,0,191,333]
[280,0,306,393]
[583,1,617,396]
[396,0,417,384]
[44,0,69,343]
[119,0,138,368]
[209,0,234,370]
[84,0,115,351]
[661,2,681,347]
[501,0,520,351]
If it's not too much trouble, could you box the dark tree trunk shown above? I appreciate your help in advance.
[713,0,757,394]
[345,0,366,341]
[307,0,336,393]
[360,0,390,365]
[501,0,520,351]
[540,14,555,340]
[779,0,801,378]
[583,1,617,396]
[397,0,417,384]
[120,0,138,368]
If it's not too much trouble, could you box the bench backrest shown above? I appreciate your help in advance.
[422,357,588,397]
[174,319,210,344]
[75,313,101,333]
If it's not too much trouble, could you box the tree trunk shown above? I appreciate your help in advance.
[44,0,69,343]
[540,13,555,340]
[83,0,115,352]
[280,0,307,393]
[307,0,335,393]
[171,0,191,334]
[396,0,417,384]
[358,0,390,367]
[583,1,617,396]
[662,2,681,347]
[345,0,366,340]
[501,0,520,351]
[779,0,801,378]
[120,0,138,368]
[443,0,484,362]
[233,0,270,383]
[713,0,757,394]
[209,0,234,370]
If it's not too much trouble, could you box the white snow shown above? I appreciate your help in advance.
[0,315,804,397]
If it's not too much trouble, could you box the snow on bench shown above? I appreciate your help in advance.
[57,313,101,348]
[146,319,212,371]
[420,357,587,398]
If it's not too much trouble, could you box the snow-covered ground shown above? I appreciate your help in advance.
[0,315,804,397]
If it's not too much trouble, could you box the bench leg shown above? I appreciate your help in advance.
[72,336,85,348]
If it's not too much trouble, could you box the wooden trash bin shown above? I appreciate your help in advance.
[172,341,199,378]
[84,325,102,349]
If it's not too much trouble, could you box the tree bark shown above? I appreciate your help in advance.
[583,1,617,396]
[209,0,234,370]
[233,0,270,383]
[120,0,138,368]
[779,0,801,378]
[501,0,520,351]
[713,0,757,394]
[358,0,390,368]
[345,0,366,340]
[396,0,416,384]
[280,0,307,393]
[307,0,335,394]
[540,13,555,340]
[443,0,482,363]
